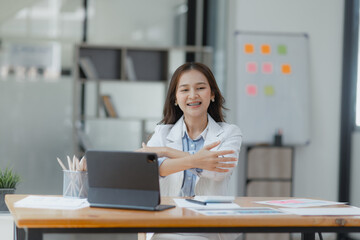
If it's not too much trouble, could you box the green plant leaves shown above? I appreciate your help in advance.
[0,168,20,189]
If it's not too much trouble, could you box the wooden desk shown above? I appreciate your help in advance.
[6,195,360,240]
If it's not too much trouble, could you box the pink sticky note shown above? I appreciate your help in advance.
[246,84,257,96]
[246,62,257,73]
[262,62,273,74]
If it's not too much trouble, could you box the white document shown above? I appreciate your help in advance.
[173,198,240,209]
[14,195,90,210]
[256,198,345,208]
[279,207,360,216]
[193,196,235,203]
[191,207,288,216]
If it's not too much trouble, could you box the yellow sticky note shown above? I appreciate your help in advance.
[264,86,275,96]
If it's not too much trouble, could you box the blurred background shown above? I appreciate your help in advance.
[0,0,359,218]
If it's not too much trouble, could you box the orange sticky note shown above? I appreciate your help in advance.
[261,44,271,54]
[244,44,254,54]
[281,64,292,74]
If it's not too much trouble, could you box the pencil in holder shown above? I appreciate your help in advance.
[63,170,88,199]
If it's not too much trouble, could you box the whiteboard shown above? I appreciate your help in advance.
[235,32,310,145]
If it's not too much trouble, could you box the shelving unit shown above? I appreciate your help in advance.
[244,145,294,240]
[245,145,294,197]
[73,44,212,154]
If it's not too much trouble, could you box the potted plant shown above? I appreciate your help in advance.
[0,167,20,212]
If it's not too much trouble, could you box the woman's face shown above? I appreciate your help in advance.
[175,69,214,119]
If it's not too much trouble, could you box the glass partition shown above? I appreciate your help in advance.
[0,0,190,195]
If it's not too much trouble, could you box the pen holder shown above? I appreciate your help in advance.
[63,170,88,199]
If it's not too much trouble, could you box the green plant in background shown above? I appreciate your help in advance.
[0,168,20,189]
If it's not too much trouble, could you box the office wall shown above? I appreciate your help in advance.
[350,132,360,240]
[351,132,360,207]
[227,0,344,200]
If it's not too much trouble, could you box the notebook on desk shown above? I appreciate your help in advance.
[85,150,175,211]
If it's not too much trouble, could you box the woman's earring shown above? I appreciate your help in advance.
[211,98,215,102]
[174,102,178,106]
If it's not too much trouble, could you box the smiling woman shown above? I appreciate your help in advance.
[136,62,242,240]
[161,62,227,125]
[175,70,214,138]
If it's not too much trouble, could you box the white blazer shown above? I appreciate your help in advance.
[147,115,242,197]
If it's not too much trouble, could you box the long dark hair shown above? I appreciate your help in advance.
[160,62,226,124]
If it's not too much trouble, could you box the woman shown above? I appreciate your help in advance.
[138,62,242,240]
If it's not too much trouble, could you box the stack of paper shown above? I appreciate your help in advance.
[279,207,360,216]
[173,198,239,209]
[173,197,286,216]
[256,198,360,216]
[192,207,287,216]
[14,196,89,210]
[255,198,345,208]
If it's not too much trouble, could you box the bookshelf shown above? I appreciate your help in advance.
[73,44,212,154]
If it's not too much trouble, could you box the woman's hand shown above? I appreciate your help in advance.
[191,141,237,172]
[136,143,189,159]
[157,141,237,177]
[135,142,167,157]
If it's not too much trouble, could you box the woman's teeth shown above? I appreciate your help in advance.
[188,102,201,106]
